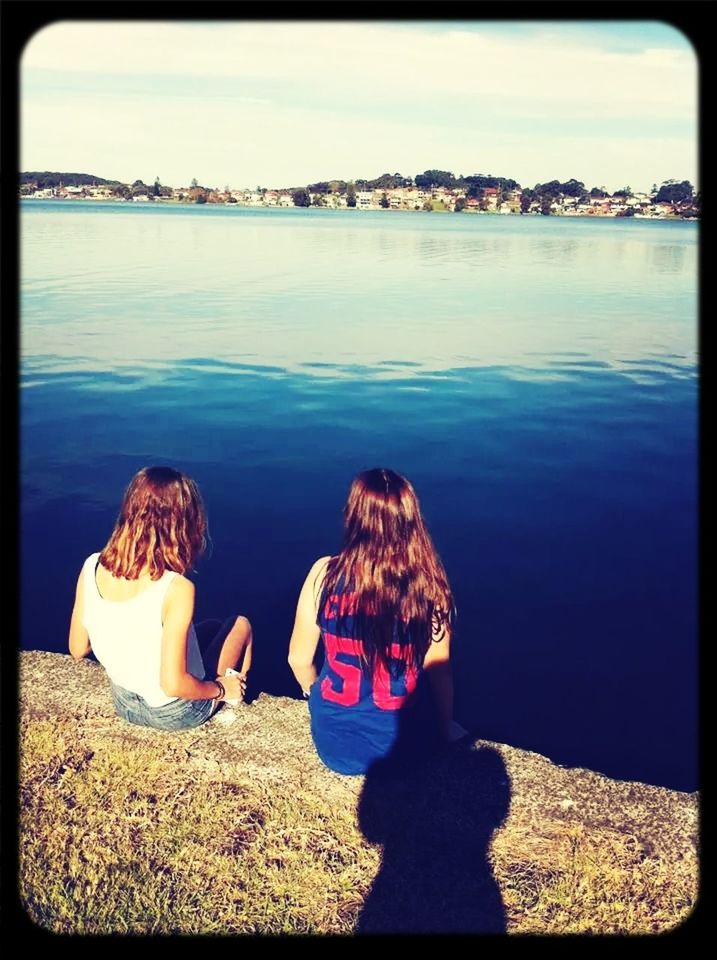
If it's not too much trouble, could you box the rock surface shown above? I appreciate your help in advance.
[19,651,699,933]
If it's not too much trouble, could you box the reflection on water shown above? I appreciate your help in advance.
[21,202,697,376]
[649,242,688,274]
[20,203,698,791]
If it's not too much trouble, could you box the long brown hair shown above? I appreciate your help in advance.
[319,468,455,672]
[99,466,208,580]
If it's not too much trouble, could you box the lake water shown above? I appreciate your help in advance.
[20,201,698,791]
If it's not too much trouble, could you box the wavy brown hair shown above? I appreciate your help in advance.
[99,466,208,580]
[318,468,455,672]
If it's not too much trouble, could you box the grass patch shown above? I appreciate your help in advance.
[19,719,376,934]
[19,718,697,935]
[492,822,697,935]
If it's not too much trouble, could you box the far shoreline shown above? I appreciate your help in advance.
[19,197,695,223]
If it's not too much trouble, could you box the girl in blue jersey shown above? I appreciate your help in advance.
[289,468,457,775]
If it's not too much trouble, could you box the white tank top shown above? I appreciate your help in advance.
[80,552,206,708]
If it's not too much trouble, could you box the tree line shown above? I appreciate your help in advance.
[21,169,700,217]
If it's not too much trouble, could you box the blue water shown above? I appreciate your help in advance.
[20,201,698,791]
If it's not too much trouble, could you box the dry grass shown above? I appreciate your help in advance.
[19,718,376,934]
[492,822,698,935]
[19,716,697,935]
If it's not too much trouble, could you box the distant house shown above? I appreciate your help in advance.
[589,197,612,216]
[482,187,500,211]
[356,190,373,209]
[277,193,293,207]
[401,188,422,209]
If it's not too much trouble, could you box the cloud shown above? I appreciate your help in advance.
[23,21,695,119]
[21,21,697,190]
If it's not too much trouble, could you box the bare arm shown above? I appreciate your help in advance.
[68,569,91,660]
[422,623,454,741]
[159,576,243,702]
[288,556,331,696]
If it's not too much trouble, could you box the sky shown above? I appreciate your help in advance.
[21,19,698,194]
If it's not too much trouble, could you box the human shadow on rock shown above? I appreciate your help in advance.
[356,692,511,935]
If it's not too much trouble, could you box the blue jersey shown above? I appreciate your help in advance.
[308,589,421,775]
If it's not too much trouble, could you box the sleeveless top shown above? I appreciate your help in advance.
[308,587,422,775]
[80,552,205,708]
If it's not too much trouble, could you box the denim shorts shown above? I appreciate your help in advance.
[111,682,215,731]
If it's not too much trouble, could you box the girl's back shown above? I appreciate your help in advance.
[80,551,204,707]
[290,467,456,775]
[309,582,422,775]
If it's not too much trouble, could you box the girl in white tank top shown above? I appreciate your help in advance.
[68,466,253,730]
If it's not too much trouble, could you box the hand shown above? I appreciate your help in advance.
[221,673,246,703]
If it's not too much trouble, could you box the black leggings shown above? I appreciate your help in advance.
[195,617,238,679]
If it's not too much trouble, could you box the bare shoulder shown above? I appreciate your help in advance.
[165,573,195,606]
[307,555,332,589]
[310,555,332,576]
[297,556,332,608]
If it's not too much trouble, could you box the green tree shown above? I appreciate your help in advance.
[367,172,410,190]
[422,198,433,212]
[454,197,466,213]
[415,169,456,189]
[380,192,390,209]
[292,188,311,207]
[654,180,694,205]
[463,174,518,198]
[153,176,161,197]
[191,178,199,189]
[346,182,356,208]
[560,179,586,198]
